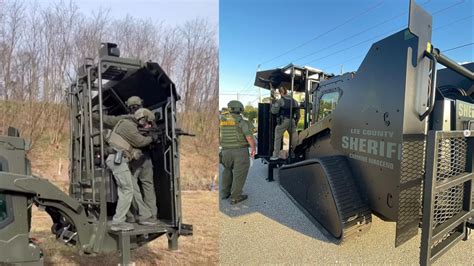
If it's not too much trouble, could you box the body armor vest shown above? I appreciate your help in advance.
[105,120,142,160]
[220,113,249,149]
[279,96,298,118]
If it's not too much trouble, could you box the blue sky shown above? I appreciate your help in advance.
[220,0,473,107]
[39,0,218,26]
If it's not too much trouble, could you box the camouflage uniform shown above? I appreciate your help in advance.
[271,95,299,158]
[220,105,254,202]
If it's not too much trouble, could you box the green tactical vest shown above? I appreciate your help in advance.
[105,119,142,160]
[220,113,249,149]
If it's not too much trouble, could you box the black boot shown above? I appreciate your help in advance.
[230,194,248,205]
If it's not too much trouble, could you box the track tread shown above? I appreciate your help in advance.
[317,156,372,243]
[280,156,372,243]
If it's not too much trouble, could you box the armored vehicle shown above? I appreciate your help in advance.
[0,43,192,265]
[254,1,473,265]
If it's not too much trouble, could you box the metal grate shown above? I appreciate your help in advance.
[396,138,426,247]
[420,131,473,265]
[432,184,464,228]
[400,140,426,183]
[436,137,467,182]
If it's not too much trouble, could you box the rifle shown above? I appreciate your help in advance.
[139,127,195,143]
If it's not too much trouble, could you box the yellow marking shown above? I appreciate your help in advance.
[220,121,236,126]
[426,42,432,53]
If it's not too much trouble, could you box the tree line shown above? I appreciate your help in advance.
[0,0,218,153]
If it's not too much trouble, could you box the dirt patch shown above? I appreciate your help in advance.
[30,191,218,265]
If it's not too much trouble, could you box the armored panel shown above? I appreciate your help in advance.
[257,103,275,157]
[0,135,42,264]
[326,3,432,245]
[152,140,173,221]
[329,28,428,223]
[98,62,179,115]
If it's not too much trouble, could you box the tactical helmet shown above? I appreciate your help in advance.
[278,86,287,95]
[227,100,244,114]
[92,104,107,113]
[126,96,143,107]
[134,108,156,122]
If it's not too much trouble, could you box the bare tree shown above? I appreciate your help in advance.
[0,0,219,175]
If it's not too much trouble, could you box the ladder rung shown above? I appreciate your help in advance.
[431,211,469,244]
[430,230,464,262]
[435,172,473,192]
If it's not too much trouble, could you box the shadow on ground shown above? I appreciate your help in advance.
[219,159,332,243]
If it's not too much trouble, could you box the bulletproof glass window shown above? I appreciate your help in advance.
[317,91,340,122]
[0,193,7,224]
[0,160,11,227]
[0,158,13,229]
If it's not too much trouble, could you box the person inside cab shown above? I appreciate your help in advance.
[102,107,159,231]
[270,86,300,160]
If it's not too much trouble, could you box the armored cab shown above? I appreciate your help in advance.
[253,1,473,265]
[0,128,43,265]
[0,43,192,265]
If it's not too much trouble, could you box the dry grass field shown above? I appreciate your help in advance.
[29,136,218,191]
[30,190,218,265]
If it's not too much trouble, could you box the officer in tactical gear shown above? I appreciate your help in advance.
[94,96,158,219]
[270,86,300,160]
[124,96,158,219]
[104,108,158,231]
[92,105,129,129]
[220,100,256,205]
[128,108,158,219]
[126,96,143,114]
[95,96,142,128]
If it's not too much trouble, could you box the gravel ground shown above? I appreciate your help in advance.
[219,159,473,265]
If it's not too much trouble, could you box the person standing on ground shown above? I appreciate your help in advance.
[220,100,256,205]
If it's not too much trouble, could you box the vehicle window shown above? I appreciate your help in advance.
[317,91,340,121]
[0,193,7,223]
[0,161,10,225]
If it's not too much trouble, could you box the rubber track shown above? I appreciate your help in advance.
[316,156,372,242]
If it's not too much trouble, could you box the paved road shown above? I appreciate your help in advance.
[220,159,473,264]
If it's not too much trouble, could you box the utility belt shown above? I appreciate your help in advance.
[105,131,143,164]
[276,115,295,125]
[220,144,249,150]
[109,147,144,165]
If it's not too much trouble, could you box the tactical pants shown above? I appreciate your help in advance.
[130,155,157,218]
[221,147,250,200]
[107,154,152,223]
[272,118,297,158]
[106,154,133,223]
[128,168,153,221]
